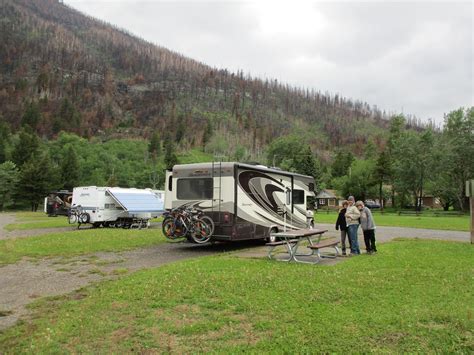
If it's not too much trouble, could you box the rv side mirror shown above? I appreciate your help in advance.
[286,188,291,205]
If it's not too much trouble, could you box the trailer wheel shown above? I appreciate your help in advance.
[268,227,279,243]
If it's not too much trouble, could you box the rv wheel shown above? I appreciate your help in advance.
[268,227,279,243]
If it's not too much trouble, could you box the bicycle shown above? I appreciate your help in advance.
[68,205,90,228]
[162,207,214,243]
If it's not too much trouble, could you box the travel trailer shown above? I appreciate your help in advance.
[165,162,315,241]
[71,186,164,228]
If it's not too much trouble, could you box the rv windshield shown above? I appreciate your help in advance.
[177,178,213,200]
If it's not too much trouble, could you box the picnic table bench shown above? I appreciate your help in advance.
[266,228,339,264]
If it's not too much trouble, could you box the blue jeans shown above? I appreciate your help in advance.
[347,224,360,254]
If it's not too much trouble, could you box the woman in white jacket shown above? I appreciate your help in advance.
[345,196,361,255]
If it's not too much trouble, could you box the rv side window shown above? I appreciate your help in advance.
[168,176,173,191]
[292,189,305,205]
[177,178,213,200]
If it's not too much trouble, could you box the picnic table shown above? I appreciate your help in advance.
[266,228,340,264]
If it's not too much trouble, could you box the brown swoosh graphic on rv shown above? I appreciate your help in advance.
[238,170,284,213]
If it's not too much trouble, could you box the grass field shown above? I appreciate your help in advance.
[4,212,70,231]
[315,211,469,231]
[1,239,472,353]
[0,229,165,265]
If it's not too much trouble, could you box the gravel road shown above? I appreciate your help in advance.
[0,213,470,331]
[316,222,470,243]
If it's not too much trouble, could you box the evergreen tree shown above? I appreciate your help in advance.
[148,131,161,157]
[16,153,58,211]
[0,120,11,164]
[331,150,354,178]
[175,116,186,143]
[12,127,40,166]
[202,118,213,149]
[60,145,80,190]
[0,161,19,211]
[294,146,320,185]
[364,138,377,160]
[57,98,81,131]
[21,101,41,129]
[107,172,118,187]
[386,114,406,208]
[164,135,178,170]
[374,150,391,211]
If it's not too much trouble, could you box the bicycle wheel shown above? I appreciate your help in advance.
[190,219,212,244]
[199,215,215,236]
[162,218,176,239]
[68,213,77,224]
[162,218,187,239]
[79,212,90,224]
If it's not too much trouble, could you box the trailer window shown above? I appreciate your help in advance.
[168,176,172,191]
[177,178,213,200]
[292,189,305,205]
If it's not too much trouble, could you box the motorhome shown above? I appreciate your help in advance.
[165,162,315,241]
[71,186,164,228]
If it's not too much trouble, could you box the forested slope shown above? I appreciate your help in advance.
[0,0,419,158]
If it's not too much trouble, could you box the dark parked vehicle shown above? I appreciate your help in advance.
[44,190,72,216]
[364,200,381,209]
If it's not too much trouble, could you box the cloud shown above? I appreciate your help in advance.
[64,0,473,124]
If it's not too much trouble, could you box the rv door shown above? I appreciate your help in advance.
[164,170,173,210]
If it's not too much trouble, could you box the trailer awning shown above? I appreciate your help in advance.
[107,188,164,213]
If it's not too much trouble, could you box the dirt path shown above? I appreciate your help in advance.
[0,214,470,331]
[0,213,76,240]
[0,237,263,331]
[0,214,15,240]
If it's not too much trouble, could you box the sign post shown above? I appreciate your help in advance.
[466,179,474,244]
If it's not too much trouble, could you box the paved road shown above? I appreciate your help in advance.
[316,223,470,244]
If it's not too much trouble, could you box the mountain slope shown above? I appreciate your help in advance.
[0,0,404,157]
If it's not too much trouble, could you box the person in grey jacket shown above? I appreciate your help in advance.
[355,201,377,254]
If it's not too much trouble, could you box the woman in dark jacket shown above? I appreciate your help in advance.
[335,200,351,255]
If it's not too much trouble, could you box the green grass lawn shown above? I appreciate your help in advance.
[4,212,70,231]
[0,229,166,265]
[315,211,470,231]
[1,239,472,353]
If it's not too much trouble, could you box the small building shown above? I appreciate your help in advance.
[315,189,339,209]
[418,195,442,208]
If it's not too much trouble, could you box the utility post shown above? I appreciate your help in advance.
[467,179,474,244]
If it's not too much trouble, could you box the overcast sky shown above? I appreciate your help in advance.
[64,0,473,124]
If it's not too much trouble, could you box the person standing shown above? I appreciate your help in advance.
[356,201,377,254]
[335,200,351,255]
[345,196,361,255]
